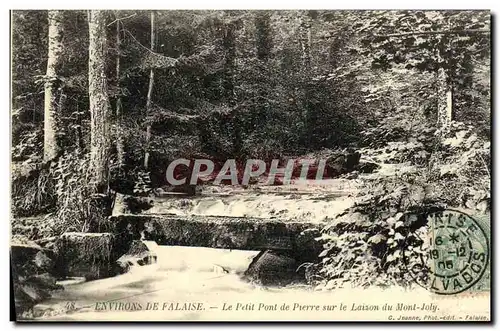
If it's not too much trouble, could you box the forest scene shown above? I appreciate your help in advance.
[10,10,490,320]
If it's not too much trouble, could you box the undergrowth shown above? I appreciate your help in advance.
[313,121,490,289]
[12,150,114,237]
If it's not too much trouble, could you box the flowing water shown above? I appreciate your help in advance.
[32,242,490,322]
[29,189,490,321]
[33,188,358,321]
[32,243,310,321]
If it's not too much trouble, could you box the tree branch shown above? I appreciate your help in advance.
[107,13,137,27]
[374,29,489,38]
[123,28,172,59]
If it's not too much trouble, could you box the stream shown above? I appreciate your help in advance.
[33,187,357,321]
[29,187,490,321]
[33,244,309,321]
[32,242,490,322]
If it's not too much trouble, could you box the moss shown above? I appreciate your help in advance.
[54,233,124,280]
[110,214,322,255]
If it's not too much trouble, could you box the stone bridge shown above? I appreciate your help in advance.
[50,212,325,283]
[110,214,323,253]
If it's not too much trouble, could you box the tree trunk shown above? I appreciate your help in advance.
[144,11,156,169]
[115,20,125,168]
[436,39,453,128]
[254,12,272,130]
[222,20,236,101]
[88,10,111,193]
[299,12,312,71]
[43,10,64,162]
[220,19,241,158]
[299,12,314,145]
[436,66,453,128]
[255,12,272,61]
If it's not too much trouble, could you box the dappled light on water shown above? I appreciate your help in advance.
[32,244,490,321]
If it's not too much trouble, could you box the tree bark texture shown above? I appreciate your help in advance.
[144,11,156,169]
[436,41,453,128]
[115,20,125,168]
[43,10,64,162]
[88,10,112,192]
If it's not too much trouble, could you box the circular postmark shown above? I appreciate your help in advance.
[403,209,489,295]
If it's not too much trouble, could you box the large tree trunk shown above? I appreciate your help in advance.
[88,10,111,193]
[43,10,64,162]
[115,20,125,168]
[144,11,156,170]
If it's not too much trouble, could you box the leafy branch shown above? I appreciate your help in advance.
[373,28,489,38]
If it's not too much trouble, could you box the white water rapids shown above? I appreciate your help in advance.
[30,187,490,321]
[32,242,490,322]
[33,187,356,321]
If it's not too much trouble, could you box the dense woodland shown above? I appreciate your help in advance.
[11,10,490,289]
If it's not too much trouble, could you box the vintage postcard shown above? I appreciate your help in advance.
[10,9,491,322]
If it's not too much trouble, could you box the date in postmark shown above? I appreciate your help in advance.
[403,209,489,295]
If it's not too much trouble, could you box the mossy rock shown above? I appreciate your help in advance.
[54,232,131,280]
[244,250,301,286]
